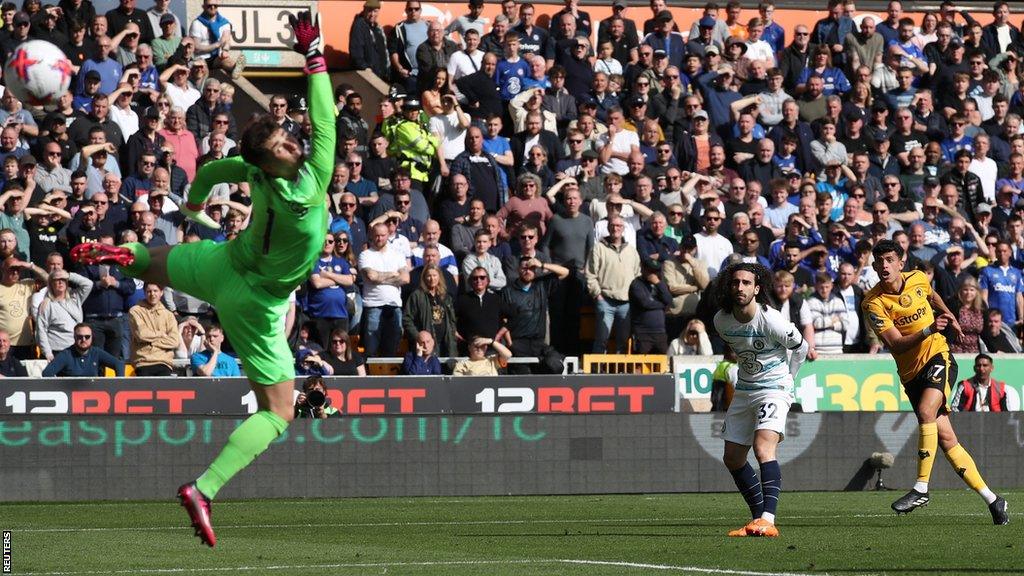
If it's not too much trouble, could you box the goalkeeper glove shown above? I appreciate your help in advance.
[288,10,325,74]
[181,202,220,230]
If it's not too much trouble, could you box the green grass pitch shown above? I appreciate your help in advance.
[4,490,1022,575]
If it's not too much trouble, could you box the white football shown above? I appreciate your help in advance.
[3,40,73,108]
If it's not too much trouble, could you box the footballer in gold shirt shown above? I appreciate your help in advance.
[862,240,1007,524]
[863,268,950,387]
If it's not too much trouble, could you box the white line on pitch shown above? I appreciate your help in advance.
[8,491,1022,508]
[15,558,834,576]
[8,510,1004,533]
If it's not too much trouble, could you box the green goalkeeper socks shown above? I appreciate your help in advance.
[196,410,289,500]
[119,242,151,278]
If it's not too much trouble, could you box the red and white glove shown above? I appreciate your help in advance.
[288,10,325,74]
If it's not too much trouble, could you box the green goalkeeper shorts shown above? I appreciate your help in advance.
[167,240,294,385]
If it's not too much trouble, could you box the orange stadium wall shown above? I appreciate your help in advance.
[317,1,1004,70]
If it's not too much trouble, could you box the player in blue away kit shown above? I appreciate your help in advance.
[713,262,808,537]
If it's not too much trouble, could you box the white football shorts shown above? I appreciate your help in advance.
[721,388,793,446]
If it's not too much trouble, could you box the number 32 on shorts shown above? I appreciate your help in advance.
[758,402,778,423]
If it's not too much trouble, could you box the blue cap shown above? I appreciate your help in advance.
[578,94,598,106]
[699,15,716,28]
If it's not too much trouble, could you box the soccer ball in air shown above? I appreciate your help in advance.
[3,40,73,108]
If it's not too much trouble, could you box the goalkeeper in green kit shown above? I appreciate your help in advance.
[71,11,331,548]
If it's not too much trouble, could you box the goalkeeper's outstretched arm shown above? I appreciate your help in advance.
[292,10,335,195]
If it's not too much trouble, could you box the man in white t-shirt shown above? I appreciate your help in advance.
[969,133,997,203]
[744,18,776,67]
[448,29,485,82]
[592,193,653,246]
[597,107,640,175]
[694,206,734,280]
[358,223,410,357]
[428,95,470,161]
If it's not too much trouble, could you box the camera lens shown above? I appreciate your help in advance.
[305,389,326,408]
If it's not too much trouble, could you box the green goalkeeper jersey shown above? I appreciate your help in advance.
[185,72,335,299]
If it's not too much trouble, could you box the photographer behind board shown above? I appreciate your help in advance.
[294,375,339,419]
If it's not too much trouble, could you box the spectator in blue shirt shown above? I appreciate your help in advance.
[306,233,356,348]
[295,346,334,377]
[401,330,443,375]
[42,323,124,377]
[941,116,974,164]
[344,151,378,205]
[190,325,241,377]
[495,32,531,101]
[887,18,928,72]
[80,234,136,359]
[695,66,741,135]
[76,35,124,96]
[759,1,786,54]
[979,241,1024,329]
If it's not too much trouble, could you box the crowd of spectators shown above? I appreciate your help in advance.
[337,0,1024,373]
[6,0,1024,380]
